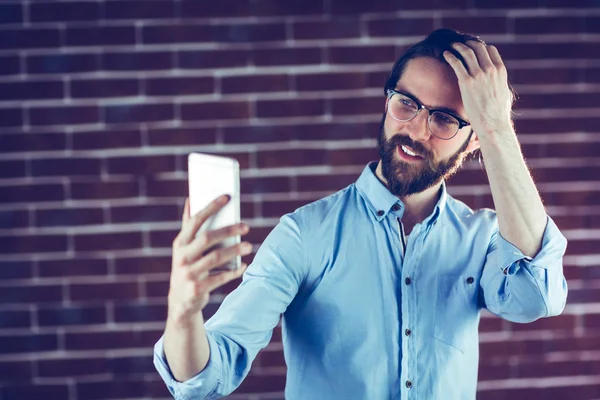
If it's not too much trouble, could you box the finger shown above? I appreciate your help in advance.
[443,50,469,81]
[451,42,480,76]
[202,263,248,293]
[487,45,505,70]
[179,194,230,245]
[188,241,253,277]
[186,222,250,261]
[183,198,190,222]
[464,40,493,71]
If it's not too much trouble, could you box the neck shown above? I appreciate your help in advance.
[374,160,442,223]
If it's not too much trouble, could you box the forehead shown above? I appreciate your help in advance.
[396,57,464,113]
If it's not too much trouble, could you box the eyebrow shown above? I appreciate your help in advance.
[398,89,468,121]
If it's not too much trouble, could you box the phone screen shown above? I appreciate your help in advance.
[188,153,241,271]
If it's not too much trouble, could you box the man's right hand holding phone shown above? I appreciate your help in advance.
[163,194,252,382]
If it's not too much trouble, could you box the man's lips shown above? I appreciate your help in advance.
[397,144,424,161]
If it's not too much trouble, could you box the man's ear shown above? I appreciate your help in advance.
[465,130,480,154]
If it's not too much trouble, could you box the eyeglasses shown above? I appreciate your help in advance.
[386,89,470,140]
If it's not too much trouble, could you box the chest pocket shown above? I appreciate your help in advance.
[434,274,479,354]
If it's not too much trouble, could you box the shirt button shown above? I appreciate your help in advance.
[405,277,411,285]
[405,380,412,389]
[466,277,474,284]
[405,329,412,336]
[377,210,384,216]
[392,204,400,211]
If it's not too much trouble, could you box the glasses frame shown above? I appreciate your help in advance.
[386,88,470,140]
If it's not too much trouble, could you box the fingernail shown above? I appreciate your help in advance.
[219,194,230,203]
[240,223,249,232]
[242,243,253,252]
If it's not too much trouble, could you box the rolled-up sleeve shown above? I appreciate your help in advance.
[481,216,568,323]
[153,213,305,399]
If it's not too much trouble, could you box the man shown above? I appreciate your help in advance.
[154,29,568,399]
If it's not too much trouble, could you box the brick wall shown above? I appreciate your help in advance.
[0,0,599,399]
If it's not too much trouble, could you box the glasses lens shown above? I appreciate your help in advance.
[429,111,460,139]
[389,93,419,121]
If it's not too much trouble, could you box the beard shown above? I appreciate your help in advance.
[377,112,473,197]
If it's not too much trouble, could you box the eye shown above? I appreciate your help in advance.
[433,112,458,125]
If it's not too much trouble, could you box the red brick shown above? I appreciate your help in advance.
[256,99,325,118]
[181,100,251,121]
[0,132,66,153]
[328,45,397,64]
[146,177,186,198]
[261,199,311,217]
[0,310,30,329]
[29,105,99,126]
[145,76,214,96]
[330,148,379,166]
[251,47,322,66]
[38,305,106,327]
[511,67,581,84]
[104,103,174,124]
[65,331,138,350]
[71,78,139,99]
[148,229,178,249]
[0,234,67,254]
[31,158,101,177]
[180,0,252,17]
[36,207,104,227]
[0,160,26,178]
[296,72,368,91]
[145,279,169,298]
[330,0,399,14]
[30,1,99,22]
[478,364,512,380]
[1,384,68,399]
[0,260,33,280]
[103,51,173,71]
[509,314,576,332]
[296,173,356,192]
[0,55,20,75]
[65,26,136,47]
[148,127,218,146]
[38,258,108,278]
[257,149,328,168]
[105,0,175,19]
[114,303,167,323]
[241,176,291,194]
[586,16,600,33]
[222,74,289,94]
[144,23,285,44]
[0,361,32,382]
[107,154,177,175]
[546,0,600,5]
[73,128,141,150]
[77,379,148,399]
[27,53,99,74]
[441,16,508,34]
[368,17,434,37]
[178,49,249,69]
[70,282,140,302]
[142,24,212,44]
[515,116,600,134]
[38,358,108,378]
[70,180,139,200]
[501,42,600,60]
[0,183,64,203]
[254,0,323,15]
[518,92,599,110]
[292,19,361,40]
[114,255,171,275]
[331,95,381,115]
[110,355,158,374]
[110,204,179,223]
[0,108,22,127]
[473,0,537,8]
[0,284,63,304]
[515,16,584,34]
[0,28,60,50]
[74,231,143,252]
[238,374,286,393]
[257,349,286,367]
[0,81,63,101]
[0,4,23,24]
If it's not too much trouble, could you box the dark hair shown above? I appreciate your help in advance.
[383,28,517,107]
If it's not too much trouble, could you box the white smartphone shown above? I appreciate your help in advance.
[188,152,241,271]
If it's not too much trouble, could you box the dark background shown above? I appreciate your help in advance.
[1,0,600,399]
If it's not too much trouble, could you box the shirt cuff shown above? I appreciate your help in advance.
[496,215,566,276]
[153,333,222,400]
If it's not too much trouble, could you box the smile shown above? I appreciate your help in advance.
[400,145,422,158]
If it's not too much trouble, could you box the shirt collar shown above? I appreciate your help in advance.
[355,161,448,224]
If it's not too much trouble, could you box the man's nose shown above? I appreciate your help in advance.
[406,109,432,143]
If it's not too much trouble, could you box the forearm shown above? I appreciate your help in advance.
[479,129,547,258]
[163,312,211,382]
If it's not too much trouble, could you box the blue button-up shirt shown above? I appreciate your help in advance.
[154,162,568,400]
